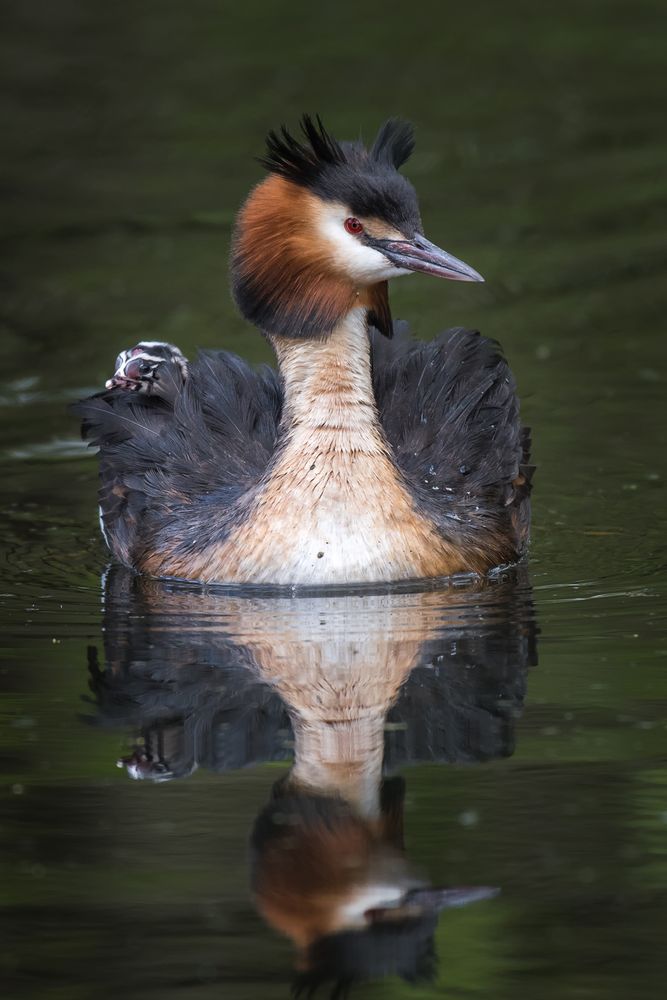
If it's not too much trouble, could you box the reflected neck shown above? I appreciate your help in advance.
[289,714,386,819]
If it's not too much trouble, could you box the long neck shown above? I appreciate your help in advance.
[269,306,386,455]
[289,714,386,819]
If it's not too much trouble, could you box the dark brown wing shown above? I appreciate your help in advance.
[73,350,282,568]
[372,325,534,562]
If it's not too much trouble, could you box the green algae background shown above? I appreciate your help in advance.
[1,1,666,997]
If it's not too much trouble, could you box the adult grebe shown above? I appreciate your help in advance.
[76,116,533,586]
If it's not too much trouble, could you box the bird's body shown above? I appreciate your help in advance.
[76,116,533,587]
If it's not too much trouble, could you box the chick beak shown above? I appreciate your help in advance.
[375,233,484,282]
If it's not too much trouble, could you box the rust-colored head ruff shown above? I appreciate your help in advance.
[231,115,422,339]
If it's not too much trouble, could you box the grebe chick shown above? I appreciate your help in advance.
[76,115,533,586]
[105,341,188,396]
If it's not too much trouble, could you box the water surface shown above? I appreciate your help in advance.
[1,2,666,998]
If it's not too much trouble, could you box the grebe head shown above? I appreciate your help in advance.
[231,115,483,339]
[105,342,187,393]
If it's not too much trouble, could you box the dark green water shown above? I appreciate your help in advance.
[1,1,666,997]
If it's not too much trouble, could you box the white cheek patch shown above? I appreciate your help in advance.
[317,204,408,284]
[336,883,406,929]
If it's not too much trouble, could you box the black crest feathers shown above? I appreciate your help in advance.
[259,114,416,188]
[370,118,415,169]
[260,114,346,186]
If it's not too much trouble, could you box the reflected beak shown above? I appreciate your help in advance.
[375,233,484,282]
[407,886,499,911]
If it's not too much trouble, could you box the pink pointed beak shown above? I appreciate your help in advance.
[376,233,484,282]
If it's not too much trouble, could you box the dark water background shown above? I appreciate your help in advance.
[1,1,666,997]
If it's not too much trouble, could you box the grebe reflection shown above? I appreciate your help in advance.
[85,568,537,993]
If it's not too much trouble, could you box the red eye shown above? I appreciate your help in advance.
[344,217,364,235]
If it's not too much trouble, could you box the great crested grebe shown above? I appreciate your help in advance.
[76,115,533,586]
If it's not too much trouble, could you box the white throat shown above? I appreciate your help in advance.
[273,306,385,453]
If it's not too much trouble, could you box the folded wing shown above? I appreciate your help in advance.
[74,351,282,568]
[372,325,533,563]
